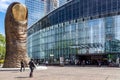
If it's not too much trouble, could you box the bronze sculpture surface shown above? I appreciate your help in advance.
[3,2,28,68]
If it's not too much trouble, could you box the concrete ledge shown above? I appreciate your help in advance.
[0,66,47,71]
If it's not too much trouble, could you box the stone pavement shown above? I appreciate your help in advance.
[0,66,120,80]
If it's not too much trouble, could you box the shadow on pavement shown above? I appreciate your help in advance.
[15,76,29,78]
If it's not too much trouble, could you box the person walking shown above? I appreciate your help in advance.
[20,59,25,72]
[97,60,101,67]
[28,59,36,78]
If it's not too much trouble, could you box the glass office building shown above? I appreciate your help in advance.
[58,0,69,6]
[44,0,59,14]
[27,0,120,65]
[44,0,69,15]
[25,0,45,27]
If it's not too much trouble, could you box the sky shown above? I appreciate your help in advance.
[0,0,25,35]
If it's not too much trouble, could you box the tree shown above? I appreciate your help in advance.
[0,33,6,60]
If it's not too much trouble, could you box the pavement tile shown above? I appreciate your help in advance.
[0,66,120,80]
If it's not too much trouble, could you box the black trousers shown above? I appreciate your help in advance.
[29,67,34,77]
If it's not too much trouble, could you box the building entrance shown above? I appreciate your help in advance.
[76,54,108,65]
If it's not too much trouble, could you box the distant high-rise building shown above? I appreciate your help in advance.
[44,0,58,14]
[58,0,68,6]
[45,0,70,14]
[25,0,45,27]
[25,0,70,27]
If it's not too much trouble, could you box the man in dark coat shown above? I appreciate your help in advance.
[28,59,36,77]
[20,59,25,72]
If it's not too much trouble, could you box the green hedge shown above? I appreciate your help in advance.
[0,60,4,64]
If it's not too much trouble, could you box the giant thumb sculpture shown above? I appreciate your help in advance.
[3,2,29,68]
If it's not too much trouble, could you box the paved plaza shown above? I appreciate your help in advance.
[0,66,120,80]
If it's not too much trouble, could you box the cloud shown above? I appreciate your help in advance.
[0,0,24,13]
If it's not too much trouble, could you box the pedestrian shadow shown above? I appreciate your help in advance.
[15,76,29,78]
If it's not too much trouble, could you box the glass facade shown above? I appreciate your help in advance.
[27,0,120,64]
[25,0,45,27]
